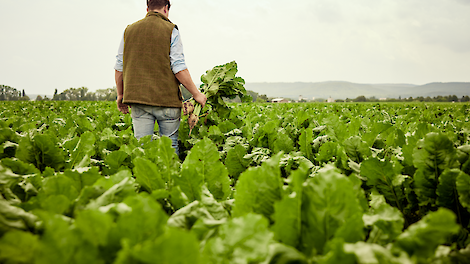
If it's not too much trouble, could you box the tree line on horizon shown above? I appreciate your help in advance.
[1,84,469,103]
[339,94,470,103]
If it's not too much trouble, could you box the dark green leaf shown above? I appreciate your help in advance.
[361,158,406,212]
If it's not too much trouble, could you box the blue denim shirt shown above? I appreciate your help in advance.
[114,27,187,74]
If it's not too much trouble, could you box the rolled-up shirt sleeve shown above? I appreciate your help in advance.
[170,27,187,74]
[114,27,187,74]
[114,32,124,72]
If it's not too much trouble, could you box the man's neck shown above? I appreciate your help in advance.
[147,7,168,18]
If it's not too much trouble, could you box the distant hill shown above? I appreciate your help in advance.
[245,82,470,100]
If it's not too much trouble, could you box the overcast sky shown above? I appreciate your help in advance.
[1,0,470,95]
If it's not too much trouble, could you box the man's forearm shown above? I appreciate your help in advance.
[175,69,199,96]
[176,69,207,107]
[115,70,124,96]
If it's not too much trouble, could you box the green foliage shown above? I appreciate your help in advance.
[300,166,365,256]
[1,100,470,263]
[232,153,283,219]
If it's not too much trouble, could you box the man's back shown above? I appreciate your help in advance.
[122,12,182,108]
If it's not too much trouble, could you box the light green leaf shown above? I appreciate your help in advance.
[0,230,39,264]
[224,144,249,181]
[272,163,309,248]
[343,136,371,163]
[0,200,38,234]
[180,138,231,201]
[69,131,95,169]
[132,227,201,264]
[299,128,314,161]
[111,193,169,247]
[232,152,283,219]
[1,158,40,175]
[167,185,229,230]
[144,136,181,183]
[202,213,273,264]
[300,165,364,256]
[273,130,294,154]
[316,141,338,164]
[102,150,130,176]
[74,209,114,247]
[363,191,405,245]
[344,242,413,264]
[132,157,165,193]
[38,174,80,214]
[85,174,136,210]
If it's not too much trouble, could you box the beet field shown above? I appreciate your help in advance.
[1,100,470,264]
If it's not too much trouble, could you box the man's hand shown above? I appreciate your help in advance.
[193,92,207,108]
[117,95,129,114]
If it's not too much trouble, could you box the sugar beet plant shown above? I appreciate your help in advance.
[1,67,470,263]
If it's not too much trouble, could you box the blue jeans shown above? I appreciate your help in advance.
[130,104,181,155]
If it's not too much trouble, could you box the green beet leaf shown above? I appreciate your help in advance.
[0,164,23,204]
[361,158,406,213]
[167,185,228,231]
[363,190,405,245]
[316,238,356,264]
[300,165,364,257]
[33,211,103,264]
[456,171,470,211]
[143,136,181,183]
[37,174,80,214]
[61,167,101,195]
[132,157,165,193]
[272,163,309,248]
[316,141,338,164]
[102,150,131,176]
[0,199,38,235]
[273,130,295,154]
[74,209,114,247]
[85,172,136,210]
[224,144,249,181]
[437,168,468,224]
[202,213,274,264]
[109,193,169,248]
[413,132,459,207]
[393,208,460,260]
[130,227,201,264]
[344,241,413,264]
[362,122,393,147]
[1,158,40,175]
[232,152,283,219]
[0,230,39,264]
[16,134,65,172]
[343,136,371,163]
[179,138,231,201]
[68,131,96,169]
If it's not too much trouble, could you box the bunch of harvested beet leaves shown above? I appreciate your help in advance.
[183,61,251,135]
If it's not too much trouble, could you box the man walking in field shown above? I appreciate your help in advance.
[114,0,206,155]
